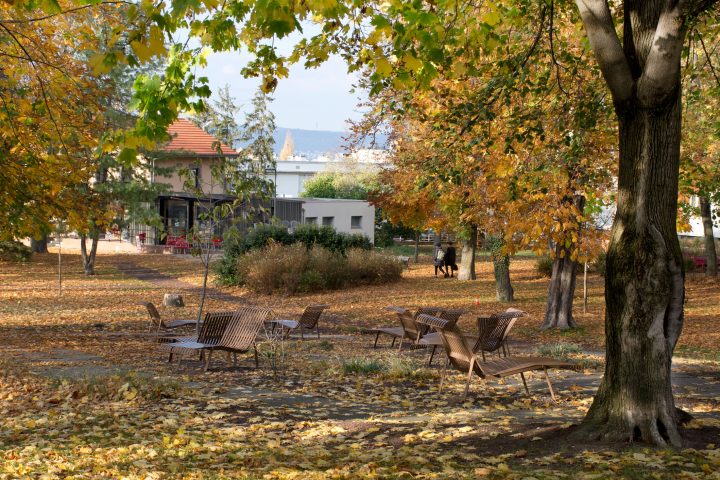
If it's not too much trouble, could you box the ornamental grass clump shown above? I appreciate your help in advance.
[234,243,402,294]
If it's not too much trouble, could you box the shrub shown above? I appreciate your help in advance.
[215,225,295,286]
[341,357,385,375]
[535,256,553,277]
[235,244,402,294]
[347,248,403,285]
[241,242,308,294]
[293,224,372,253]
[0,240,31,262]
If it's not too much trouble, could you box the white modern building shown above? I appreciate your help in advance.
[269,150,388,198]
[274,197,375,244]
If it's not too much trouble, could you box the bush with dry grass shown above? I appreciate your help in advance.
[235,243,403,294]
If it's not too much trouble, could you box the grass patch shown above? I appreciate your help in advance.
[341,357,385,375]
[383,358,435,381]
[536,342,583,359]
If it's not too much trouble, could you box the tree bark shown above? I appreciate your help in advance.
[569,0,710,447]
[80,230,100,276]
[573,94,685,447]
[457,225,477,281]
[492,254,513,302]
[413,232,420,263]
[700,197,717,276]
[542,196,585,330]
[31,233,49,253]
[542,247,578,330]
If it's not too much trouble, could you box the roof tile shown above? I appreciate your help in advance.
[158,118,238,156]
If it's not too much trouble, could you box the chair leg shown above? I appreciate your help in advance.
[203,349,213,372]
[439,358,450,392]
[398,338,404,352]
[463,362,474,400]
[543,367,557,402]
[254,346,259,368]
[168,349,174,363]
[373,332,381,348]
[428,346,436,366]
[316,324,320,339]
[520,372,530,396]
[505,341,511,356]
[390,337,396,348]
[233,352,238,366]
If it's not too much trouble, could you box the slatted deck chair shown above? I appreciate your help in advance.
[418,308,470,365]
[165,310,235,363]
[473,308,526,361]
[141,302,198,341]
[369,306,407,348]
[269,304,329,339]
[202,307,273,371]
[416,314,577,401]
[166,307,272,371]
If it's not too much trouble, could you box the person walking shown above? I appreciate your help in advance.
[433,241,447,277]
[444,241,458,278]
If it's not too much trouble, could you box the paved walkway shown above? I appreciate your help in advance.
[113,261,245,303]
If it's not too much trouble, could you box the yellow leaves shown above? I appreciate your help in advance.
[402,53,422,72]
[374,56,393,77]
[89,53,111,75]
[131,27,167,62]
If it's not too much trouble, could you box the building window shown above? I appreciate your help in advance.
[305,217,317,225]
[351,216,362,229]
[322,216,334,226]
[190,167,200,188]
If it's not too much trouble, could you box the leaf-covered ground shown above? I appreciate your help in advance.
[1,251,719,479]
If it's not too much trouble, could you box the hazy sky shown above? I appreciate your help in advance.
[199,50,366,132]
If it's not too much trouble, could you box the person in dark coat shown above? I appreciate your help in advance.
[444,242,458,278]
[433,241,447,277]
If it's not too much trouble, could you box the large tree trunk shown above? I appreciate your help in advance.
[80,230,100,276]
[31,234,49,254]
[542,196,585,330]
[542,246,578,330]
[570,0,706,447]
[492,255,513,302]
[573,95,685,447]
[487,235,513,302]
[457,225,477,281]
[700,197,717,276]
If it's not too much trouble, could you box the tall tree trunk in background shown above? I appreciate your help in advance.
[487,235,513,301]
[457,225,477,281]
[571,0,706,447]
[80,229,100,276]
[700,197,717,276]
[414,231,420,263]
[31,233,49,253]
[542,196,585,330]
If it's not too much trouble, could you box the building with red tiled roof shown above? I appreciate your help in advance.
[149,118,248,245]
[158,118,239,157]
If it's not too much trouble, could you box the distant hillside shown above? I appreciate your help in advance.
[272,127,388,157]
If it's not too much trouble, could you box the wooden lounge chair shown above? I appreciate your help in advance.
[370,306,437,348]
[141,302,198,340]
[416,314,577,401]
[268,304,329,339]
[418,308,469,365]
[166,307,272,371]
[473,308,525,361]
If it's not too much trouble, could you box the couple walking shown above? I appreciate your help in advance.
[433,241,458,278]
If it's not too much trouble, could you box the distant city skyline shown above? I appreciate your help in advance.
[200,50,366,132]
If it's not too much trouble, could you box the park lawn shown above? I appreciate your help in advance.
[0,252,719,479]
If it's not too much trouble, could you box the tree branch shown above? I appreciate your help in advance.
[574,0,633,105]
[637,3,686,107]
